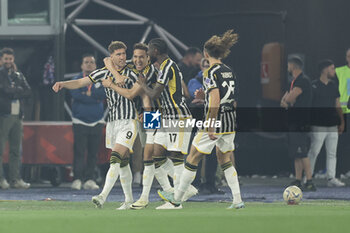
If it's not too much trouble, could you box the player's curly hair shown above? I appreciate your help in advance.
[148,38,168,55]
[204,29,238,59]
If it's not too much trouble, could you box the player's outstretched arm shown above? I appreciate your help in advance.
[52,77,92,93]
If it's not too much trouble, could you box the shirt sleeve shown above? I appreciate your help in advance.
[88,68,108,83]
[293,78,306,92]
[203,68,218,92]
[157,63,173,85]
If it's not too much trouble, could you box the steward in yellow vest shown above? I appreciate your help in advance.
[335,48,350,114]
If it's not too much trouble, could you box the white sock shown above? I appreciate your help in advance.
[120,164,133,203]
[154,167,173,192]
[173,163,184,192]
[174,168,196,201]
[100,163,120,200]
[140,164,155,201]
[162,158,175,178]
[224,166,242,204]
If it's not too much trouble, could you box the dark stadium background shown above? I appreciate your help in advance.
[2,0,349,175]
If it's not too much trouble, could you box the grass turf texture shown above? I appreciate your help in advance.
[0,201,350,233]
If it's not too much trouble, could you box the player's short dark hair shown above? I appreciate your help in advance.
[346,48,350,54]
[108,41,127,54]
[1,47,14,56]
[318,59,334,75]
[184,47,202,56]
[288,56,303,69]
[81,53,95,61]
[149,38,168,55]
[133,43,148,52]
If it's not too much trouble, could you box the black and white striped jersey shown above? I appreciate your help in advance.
[157,58,191,119]
[203,63,237,133]
[127,61,160,111]
[88,66,138,121]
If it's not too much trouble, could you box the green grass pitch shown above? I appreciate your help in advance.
[1,201,350,233]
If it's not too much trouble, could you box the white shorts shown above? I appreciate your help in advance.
[154,124,191,154]
[192,131,235,154]
[106,119,138,152]
[145,130,156,145]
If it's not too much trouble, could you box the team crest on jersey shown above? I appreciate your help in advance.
[205,77,215,88]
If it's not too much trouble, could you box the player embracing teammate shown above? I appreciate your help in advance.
[53,30,243,210]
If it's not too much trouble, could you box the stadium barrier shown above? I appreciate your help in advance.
[3,122,110,165]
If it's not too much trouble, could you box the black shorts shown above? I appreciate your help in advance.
[287,132,310,159]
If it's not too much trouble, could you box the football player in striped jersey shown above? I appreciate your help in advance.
[158,30,244,209]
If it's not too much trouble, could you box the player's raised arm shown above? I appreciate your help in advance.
[52,76,92,93]
[104,57,127,84]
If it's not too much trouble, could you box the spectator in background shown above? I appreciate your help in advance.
[188,58,210,99]
[0,47,31,189]
[70,54,106,190]
[308,60,345,187]
[178,47,203,85]
[281,56,316,191]
[335,48,350,178]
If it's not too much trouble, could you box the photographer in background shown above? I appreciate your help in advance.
[0,47,31,189]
